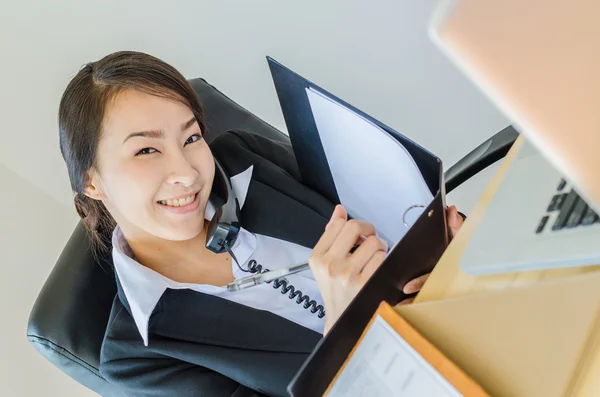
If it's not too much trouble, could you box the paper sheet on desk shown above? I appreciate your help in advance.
[327,316,461,397]
[306,88,434,247]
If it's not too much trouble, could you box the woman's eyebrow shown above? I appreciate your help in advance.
[181,117,197,131]
[123,130,164,144]
[123,117,196,144]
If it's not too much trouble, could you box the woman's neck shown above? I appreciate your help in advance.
[123,221,235,285]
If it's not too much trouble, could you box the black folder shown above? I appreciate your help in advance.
[267,57,450,397]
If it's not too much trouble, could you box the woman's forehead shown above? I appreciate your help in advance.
[102,89,195,141]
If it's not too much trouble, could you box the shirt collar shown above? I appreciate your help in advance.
[203,165,253,220]
[112,165,255,346]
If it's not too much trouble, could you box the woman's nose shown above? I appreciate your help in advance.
[166,153,198,187]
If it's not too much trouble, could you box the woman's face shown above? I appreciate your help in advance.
[87,89,215,241]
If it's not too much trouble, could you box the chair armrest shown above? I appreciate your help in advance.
[444,125,519,194]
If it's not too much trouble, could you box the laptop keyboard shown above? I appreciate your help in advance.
[536,179,599,234]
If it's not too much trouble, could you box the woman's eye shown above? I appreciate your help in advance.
[136,147,157,156]
[184,134,202,146]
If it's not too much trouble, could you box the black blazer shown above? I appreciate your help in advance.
[100,130,336,397]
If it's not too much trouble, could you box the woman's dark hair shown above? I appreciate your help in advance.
[59,51,206,256]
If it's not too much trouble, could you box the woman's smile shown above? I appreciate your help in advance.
[157,191,201,214]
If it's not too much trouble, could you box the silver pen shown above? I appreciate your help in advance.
[226,263,310,292]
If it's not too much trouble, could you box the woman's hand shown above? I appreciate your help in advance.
[311,205,465,334]
[399,205,464,304]
[310,205,387,334]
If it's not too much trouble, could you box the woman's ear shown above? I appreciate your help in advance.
[83,169,107,201]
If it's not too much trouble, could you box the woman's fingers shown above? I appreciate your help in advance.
[358,249,387,281]
[403,273,430,294]
[312,217,347,255]
[313,217,376,257]
[324,205,348,231]
[349,235,387,273]
[398,206,463,297]
[328,219,377,259]
[312,203,466,334]
[313,205,348,255]
[447,205,464,238]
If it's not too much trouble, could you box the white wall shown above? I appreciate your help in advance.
[0,0,509,209]
[0,164,92,396]
[0,0,508,395]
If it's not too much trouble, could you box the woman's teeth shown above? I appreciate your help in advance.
[159,194,195,207]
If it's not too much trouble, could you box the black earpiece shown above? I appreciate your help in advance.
[205,158,241,254]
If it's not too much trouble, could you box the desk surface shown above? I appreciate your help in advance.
[409,136,600,395]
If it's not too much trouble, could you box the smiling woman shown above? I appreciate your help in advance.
[88,88,214,244]
[60,52,210,252]
[57,51,463,397]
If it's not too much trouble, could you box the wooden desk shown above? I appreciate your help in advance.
[408,136,600,395]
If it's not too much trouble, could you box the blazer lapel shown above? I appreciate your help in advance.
[152,289,322,354]
[115,275,322,354]
[240,157,335,249]
[209,128,336,248]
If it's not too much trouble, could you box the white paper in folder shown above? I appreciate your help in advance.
[306,88,434,247]
[327,316,461,397]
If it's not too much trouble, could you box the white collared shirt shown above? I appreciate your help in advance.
[112,166,325,346]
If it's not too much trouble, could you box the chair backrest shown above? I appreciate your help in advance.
[26,78,290,396]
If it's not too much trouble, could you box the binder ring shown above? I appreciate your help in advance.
[403,204,426,228]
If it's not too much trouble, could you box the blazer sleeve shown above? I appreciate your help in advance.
[209,129,302,182]
[101,353,267,397]
[100,306,270,397]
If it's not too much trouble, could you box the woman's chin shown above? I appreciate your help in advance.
[159,220,205,242]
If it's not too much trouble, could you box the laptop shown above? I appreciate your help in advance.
[430,0,600,275]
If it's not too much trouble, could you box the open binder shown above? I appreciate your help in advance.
[267,57,451,396]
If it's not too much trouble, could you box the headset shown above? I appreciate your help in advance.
[205,158,241,254]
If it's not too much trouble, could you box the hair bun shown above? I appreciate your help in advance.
[72,193,115,255]
[73,193,89,220]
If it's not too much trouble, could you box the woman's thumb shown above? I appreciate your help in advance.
[326,205,347,230]
[447,205,463,237]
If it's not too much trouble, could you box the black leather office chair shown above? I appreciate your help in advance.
[26,77,518,396]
